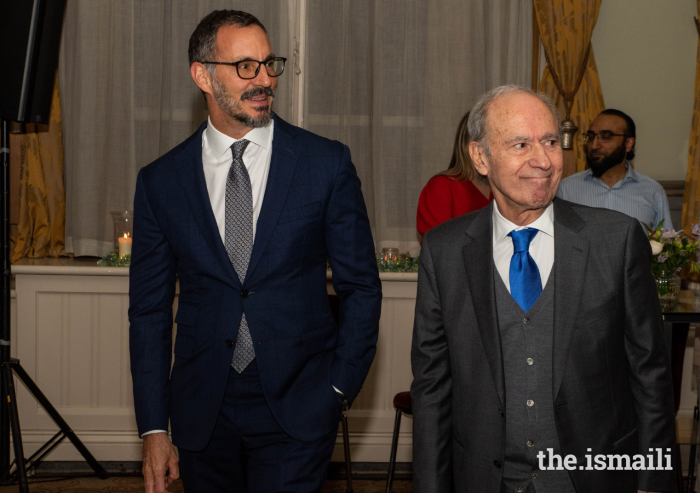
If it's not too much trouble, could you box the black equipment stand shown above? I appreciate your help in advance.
[0,120,109,491]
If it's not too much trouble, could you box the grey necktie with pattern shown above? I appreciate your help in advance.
[225,139,255,373]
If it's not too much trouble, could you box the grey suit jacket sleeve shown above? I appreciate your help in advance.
[623,221,676,491]
[411,235,454,493]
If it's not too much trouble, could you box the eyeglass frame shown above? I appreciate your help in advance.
[583,130,630,144]
[201,57,287,80]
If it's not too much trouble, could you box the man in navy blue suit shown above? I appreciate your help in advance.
[128,10,381,493]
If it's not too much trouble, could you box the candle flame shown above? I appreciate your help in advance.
[124,233,130,238]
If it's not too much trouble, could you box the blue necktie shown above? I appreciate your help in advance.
[508,228,542,312]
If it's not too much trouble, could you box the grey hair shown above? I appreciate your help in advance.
[467,85,561,157]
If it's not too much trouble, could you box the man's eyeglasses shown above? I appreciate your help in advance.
[583,130,628,144]
[202,57,286,80]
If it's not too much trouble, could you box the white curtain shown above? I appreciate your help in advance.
[59,0,293,256]
[304,0,532,254]
[59,0,530,256]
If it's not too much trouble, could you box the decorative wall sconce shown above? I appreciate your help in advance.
[560,119,579,150]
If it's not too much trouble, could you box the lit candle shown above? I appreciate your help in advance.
[118,233,132,258]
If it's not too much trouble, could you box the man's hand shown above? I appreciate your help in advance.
[143,433,179,493]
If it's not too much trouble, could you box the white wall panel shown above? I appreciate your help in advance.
[12,262,417,463]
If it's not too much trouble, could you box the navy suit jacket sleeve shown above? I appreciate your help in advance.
[128,168,177,436]
[325,145,382,403]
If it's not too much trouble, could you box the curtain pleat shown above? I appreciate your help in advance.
[9,72,67,262]
[304,0,533,254]
[59,0,292,257]
[681,0,700,232]
[535,0,605,173]
[60,1,533,255]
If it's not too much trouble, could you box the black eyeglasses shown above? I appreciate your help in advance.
[201,57,287,80]
[583,130,629,144]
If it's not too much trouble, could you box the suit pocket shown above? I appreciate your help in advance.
[301,324,337,356]
[174,302,199,358]
[576,295,617,329]
[175,301,199,327]
[174,334,194,358]
[278,201,321,224]
[613,426,638,451]
[452,435,465,471]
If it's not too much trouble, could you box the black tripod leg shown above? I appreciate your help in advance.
[0,121,12,480]
[0,362,9,479]
[3,364,28,493]
[11,362,108,479]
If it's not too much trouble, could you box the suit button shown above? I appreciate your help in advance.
[523,317,530,323]
[498,408,504,417]
[241,289,249,298]
[225,339,234,348]
[493,460,501,468]
[527,440,534,447]
[517,487,524,492]
[530,472,537,479]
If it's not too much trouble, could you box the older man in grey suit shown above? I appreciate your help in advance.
[411,85,676,493]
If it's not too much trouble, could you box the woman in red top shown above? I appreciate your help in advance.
[417,111,492,242]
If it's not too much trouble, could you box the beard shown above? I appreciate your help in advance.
[587,142,627,178]
[211,74,275,128]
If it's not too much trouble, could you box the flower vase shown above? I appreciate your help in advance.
[655,268,680,304]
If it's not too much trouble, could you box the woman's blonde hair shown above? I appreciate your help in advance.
[436,111,480,182]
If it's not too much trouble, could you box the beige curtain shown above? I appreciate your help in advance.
[682,0,700,232]
[59,0,293,257]
[304,0,532,254]
[9,72,67,262]
[535,0,605,174]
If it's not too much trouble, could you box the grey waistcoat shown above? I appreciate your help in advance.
[494,263,577,493]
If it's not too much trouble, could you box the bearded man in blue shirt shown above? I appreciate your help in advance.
[557,109,673,231]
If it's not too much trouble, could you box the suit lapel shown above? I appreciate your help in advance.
[244,114,300,282]
[551,199,589,400]
[174,122,240,286]
[463,204,506,407]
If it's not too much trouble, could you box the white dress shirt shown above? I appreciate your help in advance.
[492,201,555,292]
[202,117,274,241]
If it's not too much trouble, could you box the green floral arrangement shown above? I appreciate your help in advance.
[97,252,131,267]
[644,220,700,276]
[376,253,419,272]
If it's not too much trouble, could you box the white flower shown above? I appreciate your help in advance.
[650,240,664,255]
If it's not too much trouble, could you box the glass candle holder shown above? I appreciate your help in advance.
[111,211,133,258]
[381,248,400,262]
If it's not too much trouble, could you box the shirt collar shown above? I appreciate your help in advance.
[625,161,639,181]
[583,160,638,185]
[205,116,274,159]
[492,200,555,245]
